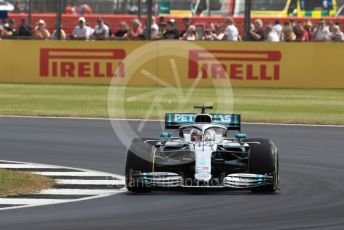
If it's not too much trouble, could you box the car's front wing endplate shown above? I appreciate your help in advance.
[223,173,274,188]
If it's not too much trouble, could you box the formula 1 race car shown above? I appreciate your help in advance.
[125,105,279,193]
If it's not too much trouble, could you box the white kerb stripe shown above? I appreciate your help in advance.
[31,171,118,177]
[0,198,73,205]
[55,179,123,185]
[39,189,121,195]
[0,164,59,169]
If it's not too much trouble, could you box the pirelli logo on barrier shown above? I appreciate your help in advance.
[40,48,126,78]
[188,50,282,80]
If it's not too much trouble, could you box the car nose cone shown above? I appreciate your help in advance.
[195,172,212,182]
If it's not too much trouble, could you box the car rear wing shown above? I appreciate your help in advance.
[165,113,241,131]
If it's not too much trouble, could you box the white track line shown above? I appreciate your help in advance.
[30,171,117,177]
[0,198,73,205]
[39,189,116,195]
[0,114,343,128]
[0,164,59,169]
[55,179,123,185]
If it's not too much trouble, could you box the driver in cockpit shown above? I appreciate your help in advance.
[190,129,202,142]
[204,129,216,141]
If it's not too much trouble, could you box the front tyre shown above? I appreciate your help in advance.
[247,138,279,193]
[125,138,155,193]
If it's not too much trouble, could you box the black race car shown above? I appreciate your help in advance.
[125,105,279,193]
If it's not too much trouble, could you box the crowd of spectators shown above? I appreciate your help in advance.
[0,16,343,42]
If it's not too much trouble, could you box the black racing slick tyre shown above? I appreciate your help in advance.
[247,138,279,193]
[125,138,155,193]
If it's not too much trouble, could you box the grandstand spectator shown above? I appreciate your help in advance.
[204,24,215,41]
[51,24,66,40]
[71,17,91,40]
[330,25,344,42]
[127,3,138,14]
[194,24,206,40]
[86,21,94,35]
[211,24,224,41]
[304,20,314,40]
[64,3,77,14]
[13,1,21,13]
[17,18,32,37]
[127,19,142,40]
[163,19,179,40]
[9,19,17,36]
[78,4,93,14]
[150,16,160,39]
[142,16,159,40]
[328,21,336,34]
[180,25,197,41]
[222,17,239,41]
[0,20,14,38]
[112,21,129,40]
[290,19,297,30]
[294,22,301,39]
[104,22,113,37]
[158,21,167,36]
[180,17,192,37]
[264,25,280,42]
[313,20,331,42]
[158,16,167,33]
[207,23,216,33]
[0,22,13,38]
[33,19,50,39]
[295,22,310,42]
[273,20,283,38]
[248,19,264,41]
[93,18,109,40]
[283,21,291,28]
[204,30,214,40]
[281,24,296,42]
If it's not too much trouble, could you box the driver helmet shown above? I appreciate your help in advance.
[204,129,216,141]
[190,129,202,142]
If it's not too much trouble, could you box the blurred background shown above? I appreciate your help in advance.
[1,0,344,41]
[3,0,344,16]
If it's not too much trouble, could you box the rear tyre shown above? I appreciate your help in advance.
[125,138,155,193]
[247,138,279,193]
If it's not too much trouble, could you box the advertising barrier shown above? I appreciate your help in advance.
[0,40,343,88]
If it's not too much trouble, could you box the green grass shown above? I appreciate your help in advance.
[0,169,55,196]
[0,83,343,124]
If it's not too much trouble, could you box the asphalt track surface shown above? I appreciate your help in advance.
[0,117,343,230]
